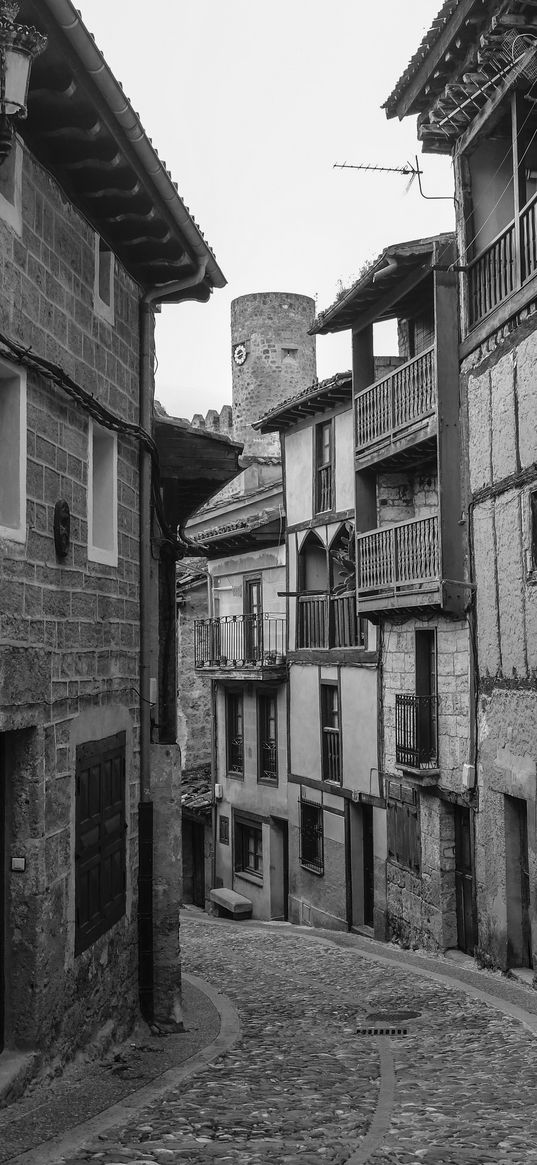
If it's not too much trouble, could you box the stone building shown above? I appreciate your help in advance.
[310,237,475,951]
[185,292,316,920]
[385,0,537,973]
[0,0,240,1086]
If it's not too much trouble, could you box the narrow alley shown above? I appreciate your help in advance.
[5,912,537,1165]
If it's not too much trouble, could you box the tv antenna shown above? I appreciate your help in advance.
[333,156,453,202]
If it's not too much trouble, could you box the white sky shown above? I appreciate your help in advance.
[79,1,454,420]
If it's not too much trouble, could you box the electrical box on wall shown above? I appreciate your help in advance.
[214,783,223,800]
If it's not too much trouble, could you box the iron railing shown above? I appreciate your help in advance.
[357,515,439,597]
[194,614,286,668]
[322,727,341,784]
[259,739,277,782]
[297,593,364,649]
[355,346,435,452]
[395,693,438,769]
[228,735,244,775]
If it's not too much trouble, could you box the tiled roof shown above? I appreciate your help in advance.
[181,770,212,814]
[254,371,352,432]
[383,1,459,117]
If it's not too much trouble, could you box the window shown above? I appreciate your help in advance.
[258,691,278,784]
[0,139,21,233]
[315,420,334,513]
[386,780,421,874]
[226,691,244,777]
[93,234,115,323]
[321,682,341,784]
[234,816,263,879]
[75,731,126,955]
[299,797,324,873]
[219,815,230,845]
[0,358,26,542]
[88,421,118,566]
[244,576,262,661]
[297,526,365,650]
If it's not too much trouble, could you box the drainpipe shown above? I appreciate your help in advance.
[138,257,209,1022]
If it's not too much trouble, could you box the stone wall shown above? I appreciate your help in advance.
[0,142,142,1060]
[463,311,537,969]
[176,571,212,775]
[230,292,317,458]
[377,470,438,526]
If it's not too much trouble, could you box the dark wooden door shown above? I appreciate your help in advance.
[363,804,374,929]
[519,802,532,966]
[191,821,206,909]
[455,806,476,955]
[244,578,262,661]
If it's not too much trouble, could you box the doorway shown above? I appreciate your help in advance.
[349,801,374,931]
[505,795,532,968]
[244,577,262,662]
[270,818,289,921]
[454,806,476,954]
[182,818,206,909]
[0,737,5,1051]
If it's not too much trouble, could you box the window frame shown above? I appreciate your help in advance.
[88,420,118,567]
[299,795,324,874]
[225,689,244,778]
[320,679,342,785]
[257,689,278,785]
[0,357,26,543]
[93,234,115,324]
[75,731,126,956]
[314,419,334,514]
[234,814,263,880]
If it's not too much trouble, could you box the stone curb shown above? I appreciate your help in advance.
[4,974,241,1165]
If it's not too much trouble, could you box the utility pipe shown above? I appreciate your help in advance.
[139,257,209,800]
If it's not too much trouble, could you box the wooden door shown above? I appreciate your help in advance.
[454,806,476,955]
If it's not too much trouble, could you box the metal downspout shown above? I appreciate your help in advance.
[138,257,209,1022]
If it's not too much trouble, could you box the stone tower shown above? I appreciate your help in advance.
[230,292,317,458]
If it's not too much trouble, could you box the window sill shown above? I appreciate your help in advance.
[234,869,263,885]
[226,771,244,781]
[300,861,324,877]
[257,777,278,787]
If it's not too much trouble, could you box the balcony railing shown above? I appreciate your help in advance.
[355,346,435,452]
[468,220,516,328]
[322,728,341,784]
[297,593,363,649]
[194,614,286,669]
[395,694,438,769]
[357,515,439,597]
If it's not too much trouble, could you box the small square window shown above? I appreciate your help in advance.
[234,817,263,879]
[88,421,118,566]
[0,357,26,542]
[219,815,230,845]
[94,235,115,323]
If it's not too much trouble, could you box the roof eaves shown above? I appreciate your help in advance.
[383,0,474,121]
[39,0,226,290]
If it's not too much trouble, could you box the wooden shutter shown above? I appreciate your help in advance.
[75,731,126,955]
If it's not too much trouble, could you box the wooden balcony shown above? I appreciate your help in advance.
[395,694,438,772]
[194,614,286,680]
[355,346,436,469]
[468,193,537,330]
[297,594,364,650]
[357,515,440,614]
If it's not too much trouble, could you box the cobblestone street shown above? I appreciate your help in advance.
[13,910,537,1165]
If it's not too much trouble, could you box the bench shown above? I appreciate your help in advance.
[209,887,253,919]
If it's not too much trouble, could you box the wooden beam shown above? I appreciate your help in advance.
[388,0,481,120]
[454,44,537,157]
[349,264,431,335]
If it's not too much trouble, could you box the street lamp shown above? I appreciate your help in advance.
[0,1,46,164]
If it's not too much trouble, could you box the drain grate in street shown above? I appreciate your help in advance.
[355,1009,421,1037]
